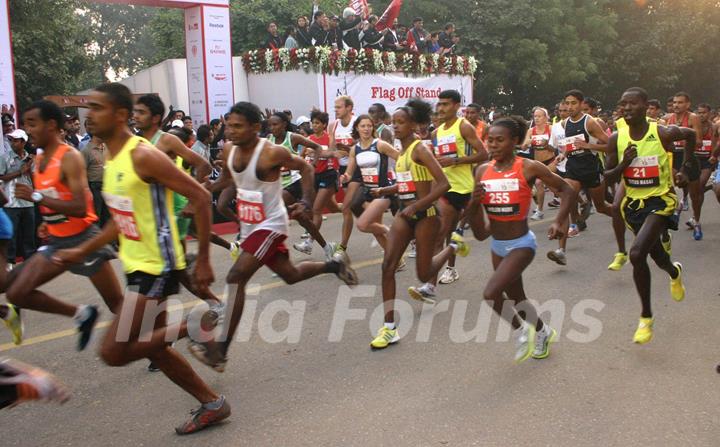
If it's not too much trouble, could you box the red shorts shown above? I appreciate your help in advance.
[240,230,288,267]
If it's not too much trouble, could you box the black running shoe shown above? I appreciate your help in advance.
[76,305,99,351]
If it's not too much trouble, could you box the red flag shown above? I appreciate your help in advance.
[348,0,369,19]
[376,0,403,31]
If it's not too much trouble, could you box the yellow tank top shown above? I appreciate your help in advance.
[615,117,627,130]
[617,121,672,200]
[435,118,474,194]
[103,135,186,275]
[396,140,432,201]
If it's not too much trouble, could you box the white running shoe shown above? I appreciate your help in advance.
[438,266,459,284]
[408,283,436,304]
[407,240,416,258]
[514,323,535,364]
[547,249,567,266]
[293,238,313,255]
[532,324,557,359]
[530,209,544,221]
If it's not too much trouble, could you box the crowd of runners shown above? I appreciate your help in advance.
[1,82,718,434]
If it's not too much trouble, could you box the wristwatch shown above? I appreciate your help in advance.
[31,191,43,203]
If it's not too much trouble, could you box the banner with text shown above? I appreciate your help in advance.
[0,0,17,138]
[202,6,233,123]
[319,72,473,119]
[184,7,205,127]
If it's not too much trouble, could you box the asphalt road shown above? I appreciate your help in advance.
[2,200,720,446]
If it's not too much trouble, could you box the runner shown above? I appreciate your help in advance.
[647,99,665,123]
[464,103,488,144]
[547,90,613,266]
[266,112,336,259]
[0,188,22,345]
[421,89,486,291]
[189,101,357,368]
[0,358,70,409]
[370,99,470,349]
[53,82,230,434]
[294,110,342,255]
[603,87,696,344]
[368,103,394,144]
[6,100,122,351]
[665,92,702,216]
[466,115,575,362]
[330,96,357,261]
[685,103,715,240]
[343,114,398,252]
[523,107,554,221]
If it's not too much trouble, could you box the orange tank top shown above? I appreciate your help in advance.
[480,157,533,222]
[34,144,97,237]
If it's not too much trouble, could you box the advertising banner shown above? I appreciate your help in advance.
[0,0,16,138]
[202,5,233,123]
[319,72,473,119]
[184,6,205,127]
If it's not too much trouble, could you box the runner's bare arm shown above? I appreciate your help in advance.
[576,117,609,152]
[290,133,321,152]
[273,145,316,208]
[377,140,400,160]
[712,123,720,160]
[457,120,488,164]
[208,142,234,193]
[410,141,450,212]
[341,146,357,183]
[602,132,630,184]
[15,150,88,217]
[526,159,577,239]
[689,113,703,149]
[161,133,212,182]
[465,164,491,241]
[521,127,533,150]
[661,125,697,186]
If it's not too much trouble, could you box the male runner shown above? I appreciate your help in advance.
[604,87,696,344]
[53,83,230,434]
[412,89,485,297]
[330,96,357,261]
[684,103,715,239]
[189,101,357,371]
[664,92,702,217]
[6,100,123,351]
[464,103,488,143]
[368,103,394,144]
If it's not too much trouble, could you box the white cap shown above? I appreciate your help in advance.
[343,7,356,19]
[295,115,311,126]
[171,119,185,128]
[7,129,28,142]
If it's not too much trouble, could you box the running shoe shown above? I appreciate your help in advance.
[1,304,23,345]
[661,232,672,256]
[547,198,560,208]
[332,245,350,264]
[408,283,436,304]
[670,262,685,302]
[568,224,579,238]
[685,217,696,230]
[75,305,99,351]
[576,219,588,232]
[292,238,313,255]
[175,396,231,435]
[187,340,228,373]
[530,209,544,221]
[580,201,592,222]
[532,324,557,359]
[607,252,628,271]
[323,242,338,261]
[439,266,459,284]
[514,323,535,364]
[370,326,399,349]
[450,231,470,257]
[693,224,703,241]
[333,256,359,286]
[229,241,241,261]
[407,240,416,258]
[633,317,654,344]
[0,358,71,406]
[300,232,311,239]
[547,249,567,266]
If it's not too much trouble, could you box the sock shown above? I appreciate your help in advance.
[203,395,224,410]
[325,261,341,274]
[558,248,565,253]
[384,322,396,330]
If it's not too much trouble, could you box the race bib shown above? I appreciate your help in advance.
[482,179,521,216]
[396,170,416,200]
[336,135,353,147]
[435,134,458,158]
[561,135,586,156]
[360,167,379,186]
[236,189,266,224]
[697,140,712,155]
[103,192,140,241]
[623,155,660,187]
[531,135,548,148]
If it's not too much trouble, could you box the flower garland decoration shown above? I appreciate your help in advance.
[241,46,477,77]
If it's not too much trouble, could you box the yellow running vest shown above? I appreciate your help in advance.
[617,121,672,200]
[103,136,186,275]
[435,118,474,194]
[396,140,432,201]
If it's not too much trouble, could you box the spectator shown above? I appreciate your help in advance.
[310,10,330,46]
[362,15,386,50]
[428,32,441,54]
[406,17,428,53]
[78,119,92,150]
[328,15,343,49]
[265,22,285,50]
[80,135,109,227]
[438,23,460,55]
[209,118,222,149]
[2,114,14,154]
[0,129,35,268]
[64,115,80,149]
[182,116,194,133]
[383,18,404,52]
[340,8,363,50]
[296,16,313,48]
[192,124,213,162]
[285,27,298,49]
[170,119,184,129]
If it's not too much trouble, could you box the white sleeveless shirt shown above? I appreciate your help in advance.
[228,138,289,241]
[334,116,355,167]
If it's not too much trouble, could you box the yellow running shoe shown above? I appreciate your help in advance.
[2,304,23,345]
[661,232,672,257]
[633,317,654,344]
[450,231,470,257]
[670,262,685,302]
[607,252,628,271]
[229,241,241,261]
[370,326,399,349]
